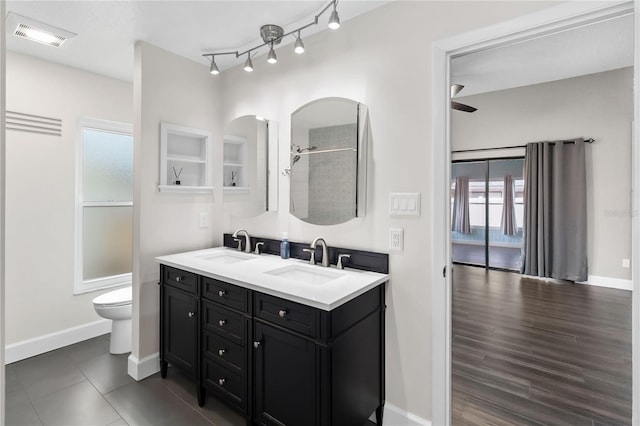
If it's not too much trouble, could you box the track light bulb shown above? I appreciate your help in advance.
[267,44,278,64]
[294,33,305,54]
[328,9,340,30]
[209,59,220,75]
[244,54,254,72]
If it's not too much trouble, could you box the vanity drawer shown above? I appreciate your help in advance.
[202,278,247,312]
[203,358,246,413]
[203,331,244,372]
[203,301,246,343]
[254,293,318,338]
[163,266,197,294]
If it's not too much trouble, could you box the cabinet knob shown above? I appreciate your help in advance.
[175,276,183,282]
[218,290,226,297]
[188,312,195,318]
[218,349,226,356]
[253,341,261,349]
[278,309,287,318]
[218,319,226,327]
[218,378,226,386]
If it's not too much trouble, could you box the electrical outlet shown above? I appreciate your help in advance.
[622,258,631,268]
[389,228,404,251]
[199,212,209,228]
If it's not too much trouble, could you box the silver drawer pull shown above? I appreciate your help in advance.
[278,309,287,318]
[175,276,183,282]
[218,378,226,386]
[218,349,226,356]
[188,312,195,318]
[253,341,261,349]
[218,319,227,327]
[218,290,226,297]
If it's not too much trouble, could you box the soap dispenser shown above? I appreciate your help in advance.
[280,232,290,259]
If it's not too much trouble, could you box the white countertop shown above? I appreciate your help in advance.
[155,247,389,311]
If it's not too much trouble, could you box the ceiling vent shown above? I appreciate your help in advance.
[6,12,76,48]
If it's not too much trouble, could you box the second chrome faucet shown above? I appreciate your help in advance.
[310,237,329,267]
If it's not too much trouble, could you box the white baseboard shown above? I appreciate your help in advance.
[578,275,633,291]
[128,352,160,381]
[368,402,431,426]
[4,319,111,364]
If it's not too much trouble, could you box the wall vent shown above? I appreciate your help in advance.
[6,111,62,136]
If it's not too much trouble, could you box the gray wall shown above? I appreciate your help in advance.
[452,67,634,281]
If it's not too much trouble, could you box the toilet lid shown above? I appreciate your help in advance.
[93,286,132,306]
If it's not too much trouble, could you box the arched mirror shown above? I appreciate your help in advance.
[289,98,368,225]
[223,115,278,217]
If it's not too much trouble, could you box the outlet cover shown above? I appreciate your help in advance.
[389,228,404,251]
[199,212,209,228]
[623,258,631,268]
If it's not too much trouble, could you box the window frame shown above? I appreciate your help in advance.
[74,118,133,295]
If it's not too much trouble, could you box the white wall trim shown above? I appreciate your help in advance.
[431,2,637,425]
[4,319,110,364]
[127,351,159,381]
[383,403,431,426]
[579,275,633,291]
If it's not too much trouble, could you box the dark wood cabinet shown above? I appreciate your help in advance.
[254,323,318,426]
[159,264,385,425]
[160,278,198,379]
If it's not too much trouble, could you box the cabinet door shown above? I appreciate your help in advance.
[254,323,317,426]
[162,285,198,378]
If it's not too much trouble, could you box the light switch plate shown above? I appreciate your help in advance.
[390,192,421,216]
[389,228,404,251]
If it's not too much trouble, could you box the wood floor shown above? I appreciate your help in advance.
[452,265,632,425]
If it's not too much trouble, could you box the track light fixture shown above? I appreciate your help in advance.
[203,0,339,75]
[209,58,220,75]
[294,31,305,54]
[243,53,254,72]
[328,3,340,30]
[267,43,278,64]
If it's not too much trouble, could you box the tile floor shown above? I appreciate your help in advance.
[5,335,245,426]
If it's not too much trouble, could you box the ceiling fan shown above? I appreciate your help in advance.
[451,84,477,113]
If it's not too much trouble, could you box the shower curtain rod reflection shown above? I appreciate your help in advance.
[452,138,594,154]
[293,147,357,155]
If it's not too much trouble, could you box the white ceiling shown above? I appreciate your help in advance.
[5,2,635,93]
[451,12,635,97]
[5,0,389,82]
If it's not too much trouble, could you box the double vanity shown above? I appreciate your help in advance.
[156,234,389,426]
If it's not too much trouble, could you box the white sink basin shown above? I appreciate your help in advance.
[196,251,255,264]
[265,264,344,285]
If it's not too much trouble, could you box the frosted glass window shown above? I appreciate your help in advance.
[83,206,133,280]
[77,120,133,293]
[83,129,133,202]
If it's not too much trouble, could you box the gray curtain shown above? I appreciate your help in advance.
[452,176,471,234]
[521,139,588,281]
[501,175,517,236]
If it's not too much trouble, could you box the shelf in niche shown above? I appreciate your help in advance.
[160,122,212,193]
[224,186,249,194]
[159,185,214,194]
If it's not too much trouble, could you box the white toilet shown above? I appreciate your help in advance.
[93,286,132,354]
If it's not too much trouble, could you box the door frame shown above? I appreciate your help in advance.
[430,2,639,424]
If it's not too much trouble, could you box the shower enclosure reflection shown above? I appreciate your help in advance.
[289,98,368,225]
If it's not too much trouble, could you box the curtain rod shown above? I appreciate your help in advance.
[452,138,594,154]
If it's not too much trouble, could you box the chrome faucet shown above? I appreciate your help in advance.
[311,237,329,267]
[232,229,251,253]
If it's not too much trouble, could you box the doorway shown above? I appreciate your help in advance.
[431,2,639,424]
[451,158,524,271]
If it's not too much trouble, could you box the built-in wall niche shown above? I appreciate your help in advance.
[159,122,213,194]
[223,115,278,217]
[223,135,248,192]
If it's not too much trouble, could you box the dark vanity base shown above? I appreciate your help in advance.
[159,256,387,426]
